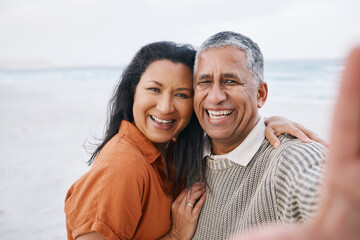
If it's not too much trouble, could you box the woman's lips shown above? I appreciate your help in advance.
[150,115,175,124]
[150,115,176,130]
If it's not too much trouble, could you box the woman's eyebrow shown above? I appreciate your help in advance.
[147,80,163,86]
[176,87,193,92]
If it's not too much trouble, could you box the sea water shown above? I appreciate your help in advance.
[0,59,342,100]
[265,59,342,101]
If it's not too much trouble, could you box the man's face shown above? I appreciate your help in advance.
[193,47,267,154]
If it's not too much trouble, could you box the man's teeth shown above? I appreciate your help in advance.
[207,110,233,120]
[151,116,173,124]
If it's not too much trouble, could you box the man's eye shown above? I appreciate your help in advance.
[224,79,238,85]
[197,80,211,85]
[148,88,160,93]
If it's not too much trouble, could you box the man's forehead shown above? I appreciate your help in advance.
[199,47,246,60]
[196,47,248,74]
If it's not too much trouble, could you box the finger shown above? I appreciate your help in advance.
[331,46,360,163]
[184,190,206,210]
[264,127,281,149]
[298,127,329,148]
[185,183,205,198]
[191,192,206,217]
[286,126,312,143]
[189,182,206,191]
[173,188,188,206]
[188,183,206,195]
[187,188,206,205]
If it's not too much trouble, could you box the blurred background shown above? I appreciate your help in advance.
[1,0,360,239]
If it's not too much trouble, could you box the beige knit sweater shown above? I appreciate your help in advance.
[192,135,327,240]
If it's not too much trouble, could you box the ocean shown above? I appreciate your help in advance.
[0,59,342,240]
[0,59,342,100]
[265,59,342,101]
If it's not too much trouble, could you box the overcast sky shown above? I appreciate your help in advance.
[1,0,360,68]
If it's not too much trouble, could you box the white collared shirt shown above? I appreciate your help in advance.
[203,116,266,167]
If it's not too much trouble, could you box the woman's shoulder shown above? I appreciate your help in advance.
[65,133,153,203]
[65,134,153,239]
[94,133,155,173]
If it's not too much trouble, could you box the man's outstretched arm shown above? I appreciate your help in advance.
[235,47,360,240]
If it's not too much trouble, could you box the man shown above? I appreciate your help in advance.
[192,31,327,239]
[239,47,360,240]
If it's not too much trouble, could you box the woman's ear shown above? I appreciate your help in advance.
[257,82,268,108]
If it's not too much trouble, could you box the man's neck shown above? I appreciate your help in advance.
[210,117,259,155]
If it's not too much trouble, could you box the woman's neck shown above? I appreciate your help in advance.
[152,142,170,156]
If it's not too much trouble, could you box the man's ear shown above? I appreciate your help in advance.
[257,82,268,108]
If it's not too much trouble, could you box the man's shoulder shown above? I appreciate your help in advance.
[277,134,327,156]
[256,135,327,172]
[272,134,327,173]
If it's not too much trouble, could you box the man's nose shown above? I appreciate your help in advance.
[157,94,175,114]
[207,84,227,104]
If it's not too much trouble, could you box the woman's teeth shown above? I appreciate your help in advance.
[151,115,174,124]
[207,110,233,120]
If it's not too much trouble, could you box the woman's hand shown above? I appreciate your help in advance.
[168,182,206,240]
[264,116,329,149]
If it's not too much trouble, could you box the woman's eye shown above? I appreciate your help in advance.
[175,93,189,99]
[148,88,160,93]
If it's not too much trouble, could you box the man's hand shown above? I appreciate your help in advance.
[235,47,360,240]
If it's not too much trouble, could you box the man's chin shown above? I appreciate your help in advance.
[207,132,233,143]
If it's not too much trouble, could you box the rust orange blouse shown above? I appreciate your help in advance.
[65,120,174,239]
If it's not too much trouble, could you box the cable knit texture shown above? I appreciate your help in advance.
[192,135,326,240]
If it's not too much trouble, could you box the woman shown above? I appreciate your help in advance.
[65,41,325,240]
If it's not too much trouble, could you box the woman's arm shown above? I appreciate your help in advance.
[264,116,329,149]
[159,182,206,240]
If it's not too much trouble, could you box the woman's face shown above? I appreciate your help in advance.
[133,59,194,148]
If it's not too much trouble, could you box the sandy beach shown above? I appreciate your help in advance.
[0,75,335,239]
[0,79,114,239]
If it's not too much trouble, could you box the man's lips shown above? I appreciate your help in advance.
[206,109,234,120]
[150,115,175,125]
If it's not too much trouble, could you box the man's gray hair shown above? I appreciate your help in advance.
[194,31,264,83]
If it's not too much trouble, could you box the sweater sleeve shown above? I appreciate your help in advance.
[274,140,327,224]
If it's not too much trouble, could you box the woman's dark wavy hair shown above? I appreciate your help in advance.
[88,41,205,191]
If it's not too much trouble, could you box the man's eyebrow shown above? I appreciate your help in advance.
[221,73,240,79]
[197,74,212,80]
[147,80,163,86]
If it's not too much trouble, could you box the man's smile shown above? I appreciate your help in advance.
[206,109,234,120]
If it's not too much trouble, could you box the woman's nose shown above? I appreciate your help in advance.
[157,94,175,114]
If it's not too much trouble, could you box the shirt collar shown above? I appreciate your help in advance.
[203,116,266,167]
[118,120,161,164]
